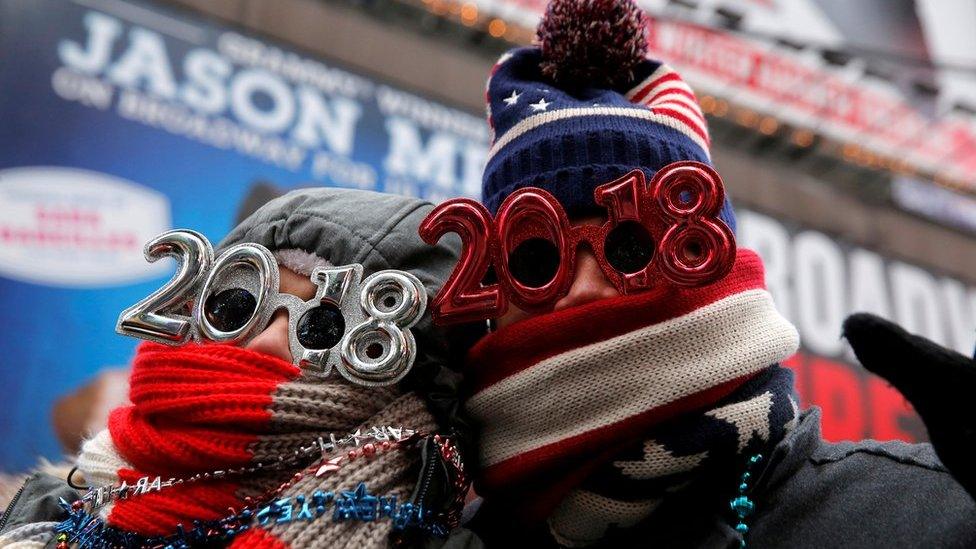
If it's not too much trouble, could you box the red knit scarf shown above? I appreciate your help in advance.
[106,343,300,535]
[464,249,799,520]
[81,342,436,548]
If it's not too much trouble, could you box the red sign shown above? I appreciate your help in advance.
[459,0,976,189]
[785,352,922,442]
[646,17,976,186]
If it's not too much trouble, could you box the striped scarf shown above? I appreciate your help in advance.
[464,249,799,540]
[78,342,437,548]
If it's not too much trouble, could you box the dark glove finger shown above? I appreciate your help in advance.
[843,313,976,499]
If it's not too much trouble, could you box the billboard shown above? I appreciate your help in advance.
[0,0,487,471]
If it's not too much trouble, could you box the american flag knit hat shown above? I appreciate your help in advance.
[482,0,735,232]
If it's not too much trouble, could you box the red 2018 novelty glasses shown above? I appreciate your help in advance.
[418,161,736,325]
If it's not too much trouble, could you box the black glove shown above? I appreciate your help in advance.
[843,313,976,500]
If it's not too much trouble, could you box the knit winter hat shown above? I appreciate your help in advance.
[482,0,736,232]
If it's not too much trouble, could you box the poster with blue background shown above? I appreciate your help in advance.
[0,0,488,472]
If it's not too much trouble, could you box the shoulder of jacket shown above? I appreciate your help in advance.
[809,438,948,473]
[1,472,77,536]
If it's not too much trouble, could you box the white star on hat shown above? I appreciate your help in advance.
[503,90,521,106]
[530,98,551,112]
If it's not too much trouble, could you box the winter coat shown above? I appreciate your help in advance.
[461,408,976,548]
[0,472,78,546]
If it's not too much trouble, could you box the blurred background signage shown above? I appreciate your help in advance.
[738,209,975,442]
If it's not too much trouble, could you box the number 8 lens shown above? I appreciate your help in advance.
[336,271,426,386]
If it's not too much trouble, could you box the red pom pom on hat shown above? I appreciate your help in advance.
[537,0,648,89]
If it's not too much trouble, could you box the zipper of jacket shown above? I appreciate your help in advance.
[412,437,439,511]
[0,476,30,532]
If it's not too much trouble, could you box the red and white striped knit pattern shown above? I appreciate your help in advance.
[464,249,798,519]
[624,63,710,150]
[77,343,436,548]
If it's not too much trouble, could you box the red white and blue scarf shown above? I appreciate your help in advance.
[464,249,800,544]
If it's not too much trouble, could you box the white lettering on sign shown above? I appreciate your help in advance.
[739,210,976,358]
[793,231,847,357]
[228,68,295,133]
[384,117,486,198]
[58,11,121,75]
[51,67,114,110]
[848,250,891,319]
[890,262,948,348]
[375,86,488,142]
[180,49,231,115]
[54,10,487,196]
[942,279,976,354]
[291,87,362,156]
[385,117,460,190]
[106,27,178,99]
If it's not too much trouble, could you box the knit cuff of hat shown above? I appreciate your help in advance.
[481,123,713,219]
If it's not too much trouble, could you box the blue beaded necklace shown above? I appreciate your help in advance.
[53,482,440,548]
[729,453,763,548]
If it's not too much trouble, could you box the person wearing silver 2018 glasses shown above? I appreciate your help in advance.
[0,188,485,549]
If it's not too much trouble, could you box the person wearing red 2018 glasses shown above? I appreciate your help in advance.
[424,0,976,547]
